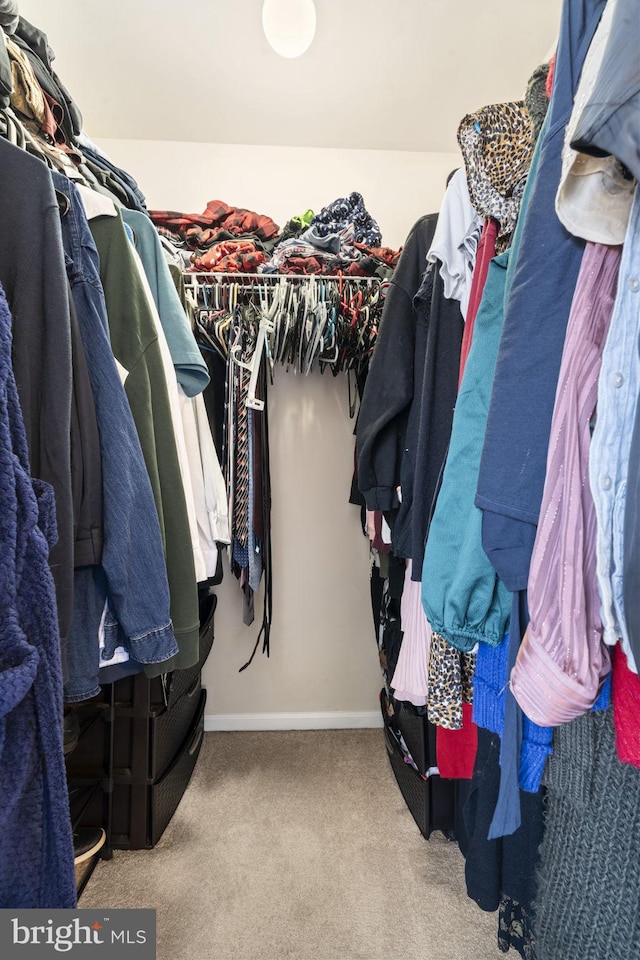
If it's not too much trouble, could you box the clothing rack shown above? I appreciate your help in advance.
[185,269,386,671]
[184,272,384,283]
[185,269,384,388]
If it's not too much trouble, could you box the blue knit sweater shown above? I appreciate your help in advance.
[473,635,612,793]
[0,282,76,907]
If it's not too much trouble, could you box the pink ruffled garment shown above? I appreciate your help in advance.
[511,242,620,725]
[391,560,430,706]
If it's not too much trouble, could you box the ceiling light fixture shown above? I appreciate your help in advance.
[262,0,317,59]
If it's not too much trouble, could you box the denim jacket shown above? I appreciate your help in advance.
[53,173,177,701]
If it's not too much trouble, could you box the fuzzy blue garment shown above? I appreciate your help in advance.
[0,282,76,907]
[473,633,612,795]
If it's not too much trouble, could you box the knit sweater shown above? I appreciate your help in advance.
[536,708,640,959]
[0,282,76,907]
[473,637,553,793]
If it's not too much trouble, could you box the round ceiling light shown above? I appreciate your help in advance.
[262,0,317,58]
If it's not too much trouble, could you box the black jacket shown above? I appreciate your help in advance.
[0,137,74,652]
[408,264,464,578]
[356,214,438,512]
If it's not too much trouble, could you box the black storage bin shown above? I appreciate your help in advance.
[67,675,203,782]
[67,599,214,856]
[74,689,206,850]
[149,705,205,846]
[389,698,432,776]
[381,690,455,839]
[149,675,202,778]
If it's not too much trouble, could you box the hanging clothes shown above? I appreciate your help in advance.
[457,100,533,250]
[426,167,482,318]
[408,263,464,581]
[623,381,640,670]
[588,189,640,674]
[390,560,430,707]
[555,0,635,246]
[0,281,76,908]
[421,251,512,653]
[122,208,211,397]
[535,708,640,960]
[569,0,640,203]
[511,241,620,725]
[457,218,498,384]
[89,212,200,673]
[53,176,177,701]
[476,0,607,599]
[0,136,74,669]
[612,644,640,768]
[357,214,438,515]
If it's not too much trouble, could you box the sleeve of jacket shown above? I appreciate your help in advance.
[356,217,435,511]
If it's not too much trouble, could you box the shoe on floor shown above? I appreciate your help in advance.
[73,826,106,865]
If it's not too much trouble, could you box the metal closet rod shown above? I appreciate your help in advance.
[183,271,382,283]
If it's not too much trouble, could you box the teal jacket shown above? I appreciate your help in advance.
[421,250,511,650]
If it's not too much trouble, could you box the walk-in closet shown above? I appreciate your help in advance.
[1,1,639,958]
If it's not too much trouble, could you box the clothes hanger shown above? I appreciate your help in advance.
[283,286,300,372]
[194,315,227,362]
[281,284,296,369]
[246,307,276,410]
[271,281,283,365]
[215,312,233,356]
[319,302,339,370]
[304,279,330,374]
[317,281,340,371]
[263,278,284,382]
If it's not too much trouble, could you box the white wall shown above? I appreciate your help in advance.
[97,138,459,727]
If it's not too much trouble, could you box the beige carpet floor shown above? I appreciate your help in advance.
[79,729,498,960]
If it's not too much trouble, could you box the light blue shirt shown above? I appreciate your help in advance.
[589,185,640,672]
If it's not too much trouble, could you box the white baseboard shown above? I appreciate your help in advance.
[204,711,383,731]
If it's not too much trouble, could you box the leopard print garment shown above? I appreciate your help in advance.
[457,100,534,249]
[427,632,476,729]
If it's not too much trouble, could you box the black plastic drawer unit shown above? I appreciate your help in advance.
[71,689,207,850]
[381,689,456,840]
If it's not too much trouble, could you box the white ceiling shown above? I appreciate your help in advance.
[18,0,561,153]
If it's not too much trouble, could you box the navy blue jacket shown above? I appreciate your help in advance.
[476,0,607,591]
[0,282,76,908]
